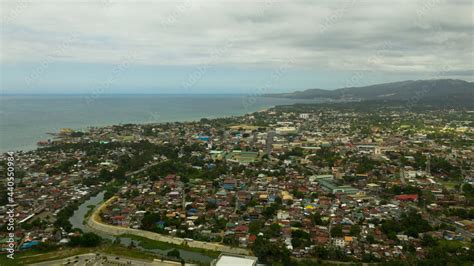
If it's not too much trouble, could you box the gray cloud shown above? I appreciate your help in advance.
[1,0,472,78]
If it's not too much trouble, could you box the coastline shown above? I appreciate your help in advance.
[1,94,314,153]
[2,111,259,154]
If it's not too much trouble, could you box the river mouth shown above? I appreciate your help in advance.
[69,192,216,264]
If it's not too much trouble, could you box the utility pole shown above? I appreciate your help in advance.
[425,153,431,177]
[400,163,406,184]
[234,194,239,214]
[182,184,186,211]
[328,218,333,246]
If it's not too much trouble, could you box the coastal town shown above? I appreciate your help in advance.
[1,102,473,265]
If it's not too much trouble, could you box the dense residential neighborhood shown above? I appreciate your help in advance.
[1,102,474,265]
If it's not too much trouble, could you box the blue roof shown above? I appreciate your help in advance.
[21,241,40,249]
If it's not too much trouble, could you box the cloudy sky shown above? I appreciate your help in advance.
[1,0,472,94]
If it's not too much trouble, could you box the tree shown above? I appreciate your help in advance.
[366,234,375,244]
[268,223,281,237]
[167,249,180,259]
[312,212,324,225]
[400,210,432,238]
[249,220,264,235]
[330,224,343,237]
[98,168,113,182]
[313,246,329,259]
[141,212,161,232]
[291,230,311,249]
[263,203,280,218]
[349,225,361,236]
[69,233,102,247]
[355,156,379,173]
[252,236,290,265]
[0,186,8,205]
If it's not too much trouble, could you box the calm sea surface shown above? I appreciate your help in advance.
[0,94,314,152]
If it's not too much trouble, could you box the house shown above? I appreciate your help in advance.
[395,194,418,202]
[333,237,345,248]
[223,179,236,190]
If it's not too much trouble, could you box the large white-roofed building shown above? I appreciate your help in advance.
[211,254,258,266]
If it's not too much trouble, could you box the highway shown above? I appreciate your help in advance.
[86,197,251,256]
[32,253,181,266]
[423,208,473,241]
[266,131,275,154]
[125,161,161,178]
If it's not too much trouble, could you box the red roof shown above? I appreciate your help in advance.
[298,187,309,193]
[234,225,249,232]
[395,194,418,201]
[248,234,257,242]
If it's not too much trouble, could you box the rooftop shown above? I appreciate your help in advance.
[212,254,258,266]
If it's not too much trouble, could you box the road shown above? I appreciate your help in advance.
[32,253,182,266]
[125,161,161,178]
[266,131,275,154]
[86,197,251,256]
[423,208,473,241]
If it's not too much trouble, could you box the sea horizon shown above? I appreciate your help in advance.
[0,94,315,152]
[1,92,250,96]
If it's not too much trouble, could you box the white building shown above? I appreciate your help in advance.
[333,238,345,248]
[299,113,310,119]
[275,126,297,135]
[211,254,258,266]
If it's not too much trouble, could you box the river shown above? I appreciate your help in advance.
[69,191,215,264]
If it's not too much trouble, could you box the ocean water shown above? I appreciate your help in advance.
[0,94,313,152]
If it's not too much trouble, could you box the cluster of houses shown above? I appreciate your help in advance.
[1,106,473,262]
[0,149,106,252]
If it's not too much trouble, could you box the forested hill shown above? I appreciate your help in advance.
[265,79,474,106]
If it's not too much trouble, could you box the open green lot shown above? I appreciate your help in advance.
[120,234,221,258]
[3,245,164,265]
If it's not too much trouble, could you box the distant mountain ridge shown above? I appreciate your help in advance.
[265,79,474,105]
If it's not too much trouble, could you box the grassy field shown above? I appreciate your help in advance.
[440,180,460,190]
[14,247,97,265]
[7,245,165,265]
[0,254,22,266]
[120,234,221,258]
[82,204,97,225]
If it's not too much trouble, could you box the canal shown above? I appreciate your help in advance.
[69,191,215,264]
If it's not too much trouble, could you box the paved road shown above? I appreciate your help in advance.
[266,131,275,154]
[423,208,473,241]
[87,197,250,256]
[126,161,161,178]
[32,253,181,266]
